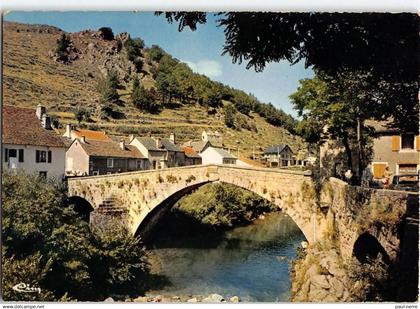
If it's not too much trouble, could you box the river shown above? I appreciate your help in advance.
[145,211,305,302]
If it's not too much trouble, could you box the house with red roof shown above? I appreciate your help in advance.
[2,105,67,179]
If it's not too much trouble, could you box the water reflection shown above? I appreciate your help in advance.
[147,211,305,302]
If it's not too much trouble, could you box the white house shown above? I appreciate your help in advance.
[200,146,237,165]
[2,105,67,179]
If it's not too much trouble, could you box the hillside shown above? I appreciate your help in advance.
[3,21,307,158]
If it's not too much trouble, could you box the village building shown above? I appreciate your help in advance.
[129,134,185,169]
[62,124,112,142]
[183,130,224,154]
[2,105,67,179]
[65,138,147,176]
[182,146,202,166]
[200,146,237,165]
[263,144,295,167]
[366,120,420,179]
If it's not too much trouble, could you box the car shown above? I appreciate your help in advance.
[389,174,419,192]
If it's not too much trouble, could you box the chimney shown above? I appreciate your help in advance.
[120,140,125,150]
[155,137,162,149]
[36,104,46,120]
[41,114,52,130]
[170,133,176,144]
[65,124,72,137]
[80,136,86,144]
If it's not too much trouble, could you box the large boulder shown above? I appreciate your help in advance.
[202,294,224,303]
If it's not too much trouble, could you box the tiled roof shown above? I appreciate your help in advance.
[161,138,183,152]
[208,147,237,159]
[184,140,209,153]
[2,105,67,148]
[73,129,112,141]
[135,137,166,152]
[264,144,294,154]
[77,139,145,159]
[182,146,201,158]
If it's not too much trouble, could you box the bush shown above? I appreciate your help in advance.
[2,171,149,301]
[55,33,71,60]
[98,27,114,40]
[74,107,92,124]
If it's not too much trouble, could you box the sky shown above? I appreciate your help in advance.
[4,11,314,117]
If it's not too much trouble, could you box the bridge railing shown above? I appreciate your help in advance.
[67,164,312,182]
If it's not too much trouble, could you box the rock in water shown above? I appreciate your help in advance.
[203,294,224,303]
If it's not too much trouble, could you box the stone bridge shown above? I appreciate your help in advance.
[67,164,418,261]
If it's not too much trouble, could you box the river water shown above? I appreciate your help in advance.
[146,211,305,302]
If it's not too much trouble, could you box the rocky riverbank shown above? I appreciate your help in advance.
[104,293,241,303]
[291,244,353,302]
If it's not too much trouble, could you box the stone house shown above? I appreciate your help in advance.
[182,146,202,166]
[263,144,295,167]
[367,120,420,178]
[2,105,67,179]
[200,146,237,165]
[129,134,185,169]
[65,138,147,176]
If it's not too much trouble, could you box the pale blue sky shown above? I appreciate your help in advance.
[4,11,314,116]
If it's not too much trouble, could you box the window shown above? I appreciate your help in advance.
[18,149,24,162]
[47,151,52,163]
[39,171,47,178]
[92,171,99,176]
[36,150,47,163]
[107,158,114,168]
[9,149,17,158]
[137,160,144,169]
[4,148,8,162]
[401,134,415,150]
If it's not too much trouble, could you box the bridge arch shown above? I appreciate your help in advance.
[134,180,311,243]
[67,196,94,222]
[352,232,390,264]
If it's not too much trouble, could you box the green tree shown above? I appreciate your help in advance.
[107,70,121,90]
[224,104,236,128]
[147,44,166,63]
[2,171,150,301]
[74,107,91,124]
[131,79,159,113]
[97,74,120,104]
[55,33,71,60]
[125,37,145,72]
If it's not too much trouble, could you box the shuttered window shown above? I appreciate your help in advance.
[372,163,387,179]
[18,149,24,162]
[391,136,400,151]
